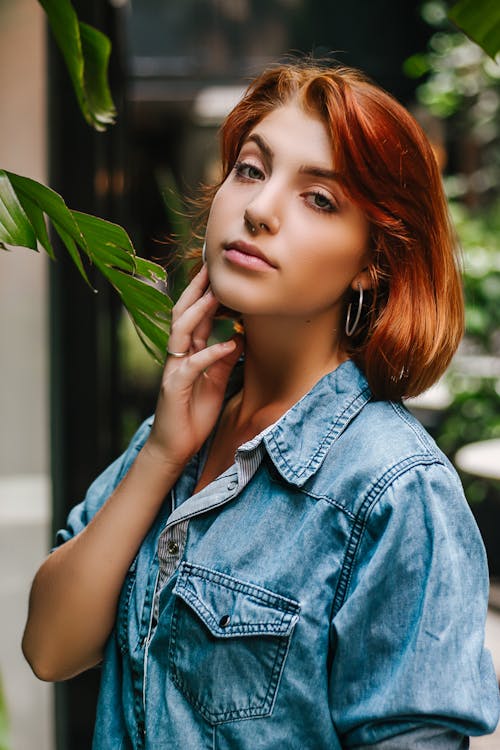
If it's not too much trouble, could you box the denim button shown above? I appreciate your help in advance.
[219,614,231,628]
[227,481,237,491]
[166,540,179,555]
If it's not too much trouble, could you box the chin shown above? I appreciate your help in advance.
[210,279,245,315]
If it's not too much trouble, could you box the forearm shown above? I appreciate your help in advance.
[22,447,182,682]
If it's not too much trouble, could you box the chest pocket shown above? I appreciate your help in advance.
[168,561,300,725]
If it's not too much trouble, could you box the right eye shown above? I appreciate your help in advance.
[234,161,265,181]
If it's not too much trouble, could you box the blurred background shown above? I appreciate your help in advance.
[0,1,499,748]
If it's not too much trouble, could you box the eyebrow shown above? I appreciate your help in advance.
[244,133,344,184]
[299,165,345,184]
[245,134,274,168]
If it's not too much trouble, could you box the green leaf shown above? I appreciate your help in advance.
[6,172,92,286]
[53,220,93,288]
[79,22,116,129]
[14,191,55,259]
[38,0,116,131]
[72,211,136,273]
[7,173,88,249]
[0,170,172,362]
[449,0,500,60]
[0,170,37,250]
[95,260,171,362]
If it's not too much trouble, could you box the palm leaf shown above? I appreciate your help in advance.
[449,0,500,60]
[0,171,36,250]
[0,171,172,363]
[39,0,116,131]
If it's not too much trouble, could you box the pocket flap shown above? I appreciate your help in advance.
[173,562,300,638]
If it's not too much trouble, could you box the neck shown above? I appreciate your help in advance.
[233,312,346,428]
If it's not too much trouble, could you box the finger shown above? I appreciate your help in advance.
[204,335,244,387]
[167,290,219,358]
[172,265,209,320]
[174,339,238,382]
[191,296,219,351]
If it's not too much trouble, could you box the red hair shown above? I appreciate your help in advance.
[202,61,464,401]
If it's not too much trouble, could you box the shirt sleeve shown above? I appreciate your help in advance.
[328,459,500,747]
[53,416,153,548]
[350,726,469,749]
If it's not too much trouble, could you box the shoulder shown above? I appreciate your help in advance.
[84,416,154,514]
[54,416,154,547]
[311,396,464,520]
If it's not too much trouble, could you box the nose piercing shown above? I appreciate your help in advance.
[249,222,265,234]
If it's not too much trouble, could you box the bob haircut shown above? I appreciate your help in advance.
[197,60,464,402]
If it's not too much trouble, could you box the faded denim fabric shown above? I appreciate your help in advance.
[56,360,500,749]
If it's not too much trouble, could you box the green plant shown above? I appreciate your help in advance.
[449,0,500,61]
[405,3,500,507]
[0,0,172,362]
[450,199,500,350]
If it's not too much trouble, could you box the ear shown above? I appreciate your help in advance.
[351,266,372,292]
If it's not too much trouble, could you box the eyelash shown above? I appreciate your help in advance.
[305,192,337,214]
[234,160,264,181]
[233,160,338,214]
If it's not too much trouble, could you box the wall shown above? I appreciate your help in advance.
[0,1,52,748]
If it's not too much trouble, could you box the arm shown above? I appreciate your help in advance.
[22,266,243,682]
[350,726,469,749]
[329,461,499,746]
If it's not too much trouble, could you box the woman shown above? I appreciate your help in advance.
[23,61,499,749]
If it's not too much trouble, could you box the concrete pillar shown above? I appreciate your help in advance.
[0,2,53,749]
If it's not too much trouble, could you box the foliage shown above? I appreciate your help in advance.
[451,199,500,350]
[0,0,174,363]
[449,0,500,61]
[0,170,171,362]
[39,0,116,131]
[404,4,500,504]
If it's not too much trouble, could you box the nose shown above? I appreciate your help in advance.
[243,183,281,236]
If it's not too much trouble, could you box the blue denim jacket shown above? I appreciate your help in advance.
[56,360,499,749]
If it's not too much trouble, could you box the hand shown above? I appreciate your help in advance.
[143,265,243,471]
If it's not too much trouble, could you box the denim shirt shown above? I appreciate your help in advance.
[56,360,499,750]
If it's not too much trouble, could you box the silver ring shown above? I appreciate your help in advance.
[167,349,190,358]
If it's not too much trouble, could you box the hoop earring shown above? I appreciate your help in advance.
[202,240,207,264]
[345,282,364,337]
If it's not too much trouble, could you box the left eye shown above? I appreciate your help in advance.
[234,161,264,180]
[307,192,336,212]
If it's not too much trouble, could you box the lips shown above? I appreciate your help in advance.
[223,240,277,269]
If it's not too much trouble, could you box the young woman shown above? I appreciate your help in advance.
[23,61,499,749]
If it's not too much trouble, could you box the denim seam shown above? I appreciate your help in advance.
[297,487,358,520]
[332,455,444,615]
[179,562,301,613]
[116,556,138,655]
[265,463,358,520]
[175,585,295,636]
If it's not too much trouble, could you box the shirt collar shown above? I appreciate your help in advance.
[261,359,372,487]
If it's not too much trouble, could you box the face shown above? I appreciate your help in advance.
[205,102,370,326]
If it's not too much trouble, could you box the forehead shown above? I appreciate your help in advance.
[245,103,334,166]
